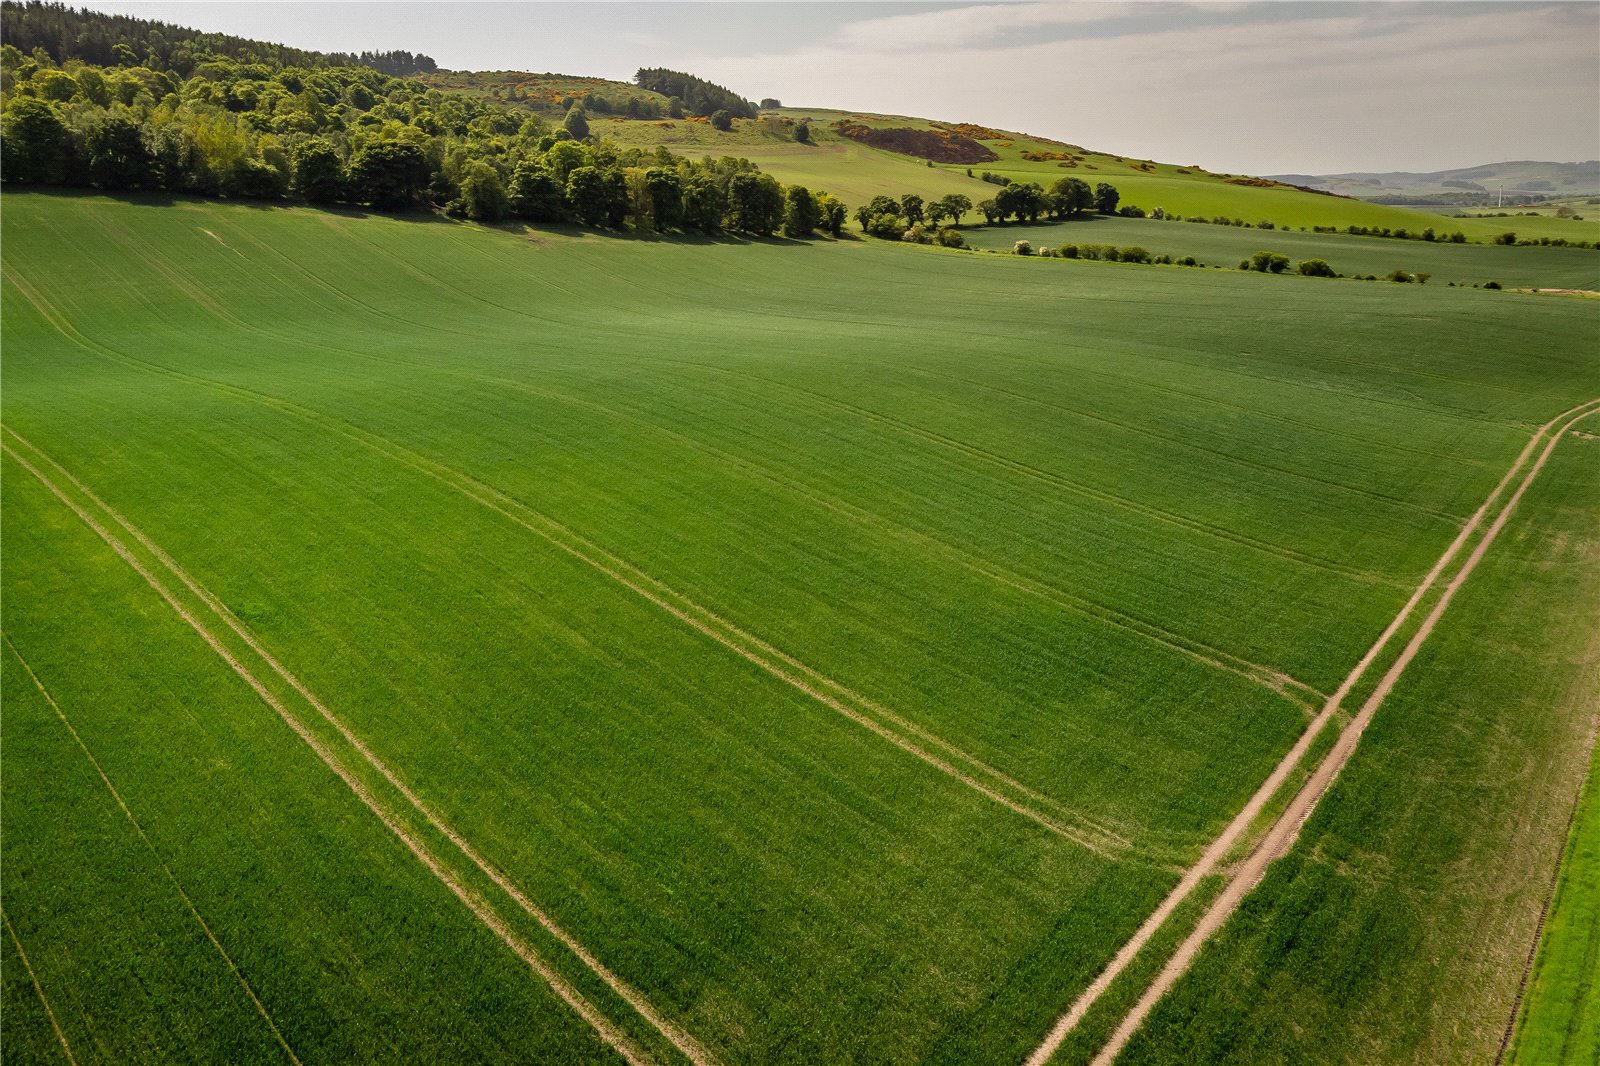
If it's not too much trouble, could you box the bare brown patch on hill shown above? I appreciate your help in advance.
[831,121,998,164]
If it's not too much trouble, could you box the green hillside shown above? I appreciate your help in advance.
[592,103,1600,244]
[3,189,1596,1064]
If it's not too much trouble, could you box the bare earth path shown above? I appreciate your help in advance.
[1027,397,1600,1066]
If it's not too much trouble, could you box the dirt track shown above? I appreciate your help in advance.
[1028,397,1600,1066]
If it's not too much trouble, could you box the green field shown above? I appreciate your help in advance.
[754,108,1600,244]
[1116,425,1600,1065]
[3,190,1596,1064]
[1510,740,1600,1066]
[957,215,1600,289]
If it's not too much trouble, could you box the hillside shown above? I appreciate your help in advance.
[578,96,1597,243]
[1268,160,1600,203]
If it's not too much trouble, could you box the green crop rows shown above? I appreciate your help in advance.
[2,190,1595,1064]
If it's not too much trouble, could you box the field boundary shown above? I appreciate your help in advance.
[2,633,304,1065]
[1,433,697,1066]
[1026,396,1600,1065]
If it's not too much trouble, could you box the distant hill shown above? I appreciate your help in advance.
[1267,161,1600,205]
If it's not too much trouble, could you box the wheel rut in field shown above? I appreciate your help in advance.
[2,433,701,1066]
[1025,396,1600,1066]
[2,909,79,1066]
[3,280,1135,860]
[3,634,303,1065]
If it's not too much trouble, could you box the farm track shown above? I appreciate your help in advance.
[1026,395,1600,1066]
[1,431,704,1066]
[2,634,304,1065]
[3,261,1139,860]
[2,909,79,1066]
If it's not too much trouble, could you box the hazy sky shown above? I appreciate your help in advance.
[88,2,1600,174]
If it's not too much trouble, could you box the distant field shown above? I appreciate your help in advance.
[427,76,1600,243]
[957,215,1600,289]
[3,191,1596,1064]
[761,108,1600,244]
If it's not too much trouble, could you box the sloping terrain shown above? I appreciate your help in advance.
[2,190,1596,1064]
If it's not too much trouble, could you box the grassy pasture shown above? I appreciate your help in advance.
[2,190,1596,1063]
[957,215,1600,289]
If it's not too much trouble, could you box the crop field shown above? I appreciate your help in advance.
[957,216,1600,290]
[2,190,1596,1064]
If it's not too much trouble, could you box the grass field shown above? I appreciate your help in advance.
[1510,739,1600,1065]
[957,215,1600,290]
[1114,422,1600,1065]
[2,189,1596,1064]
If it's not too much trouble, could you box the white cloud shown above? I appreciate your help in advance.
[683,2,1599,173]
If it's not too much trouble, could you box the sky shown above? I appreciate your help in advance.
[85,1,1600,175]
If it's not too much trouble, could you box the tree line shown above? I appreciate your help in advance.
[632,68,756,120]
[1,1,436,78]
[0,49,854,238]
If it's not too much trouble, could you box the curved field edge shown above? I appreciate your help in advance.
[1509,737,1600,1064]
[1112,429,1600,1064]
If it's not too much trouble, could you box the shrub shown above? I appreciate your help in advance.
[710,109,733,131]
[1118,246,1151,264]
[1484,280,1502,289]
[1297,258,1336,277]
[1013,239,1032,255]
[864,213,906,239]
[1060,244,1079,259]
[1415,272,1430,285]
[1385,269,1413,283]
[900,222,932,244]
[1249,250,1290,273]
[936,227,966,249]
[1494,232,1517,245]
[1177,255,1197,266]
